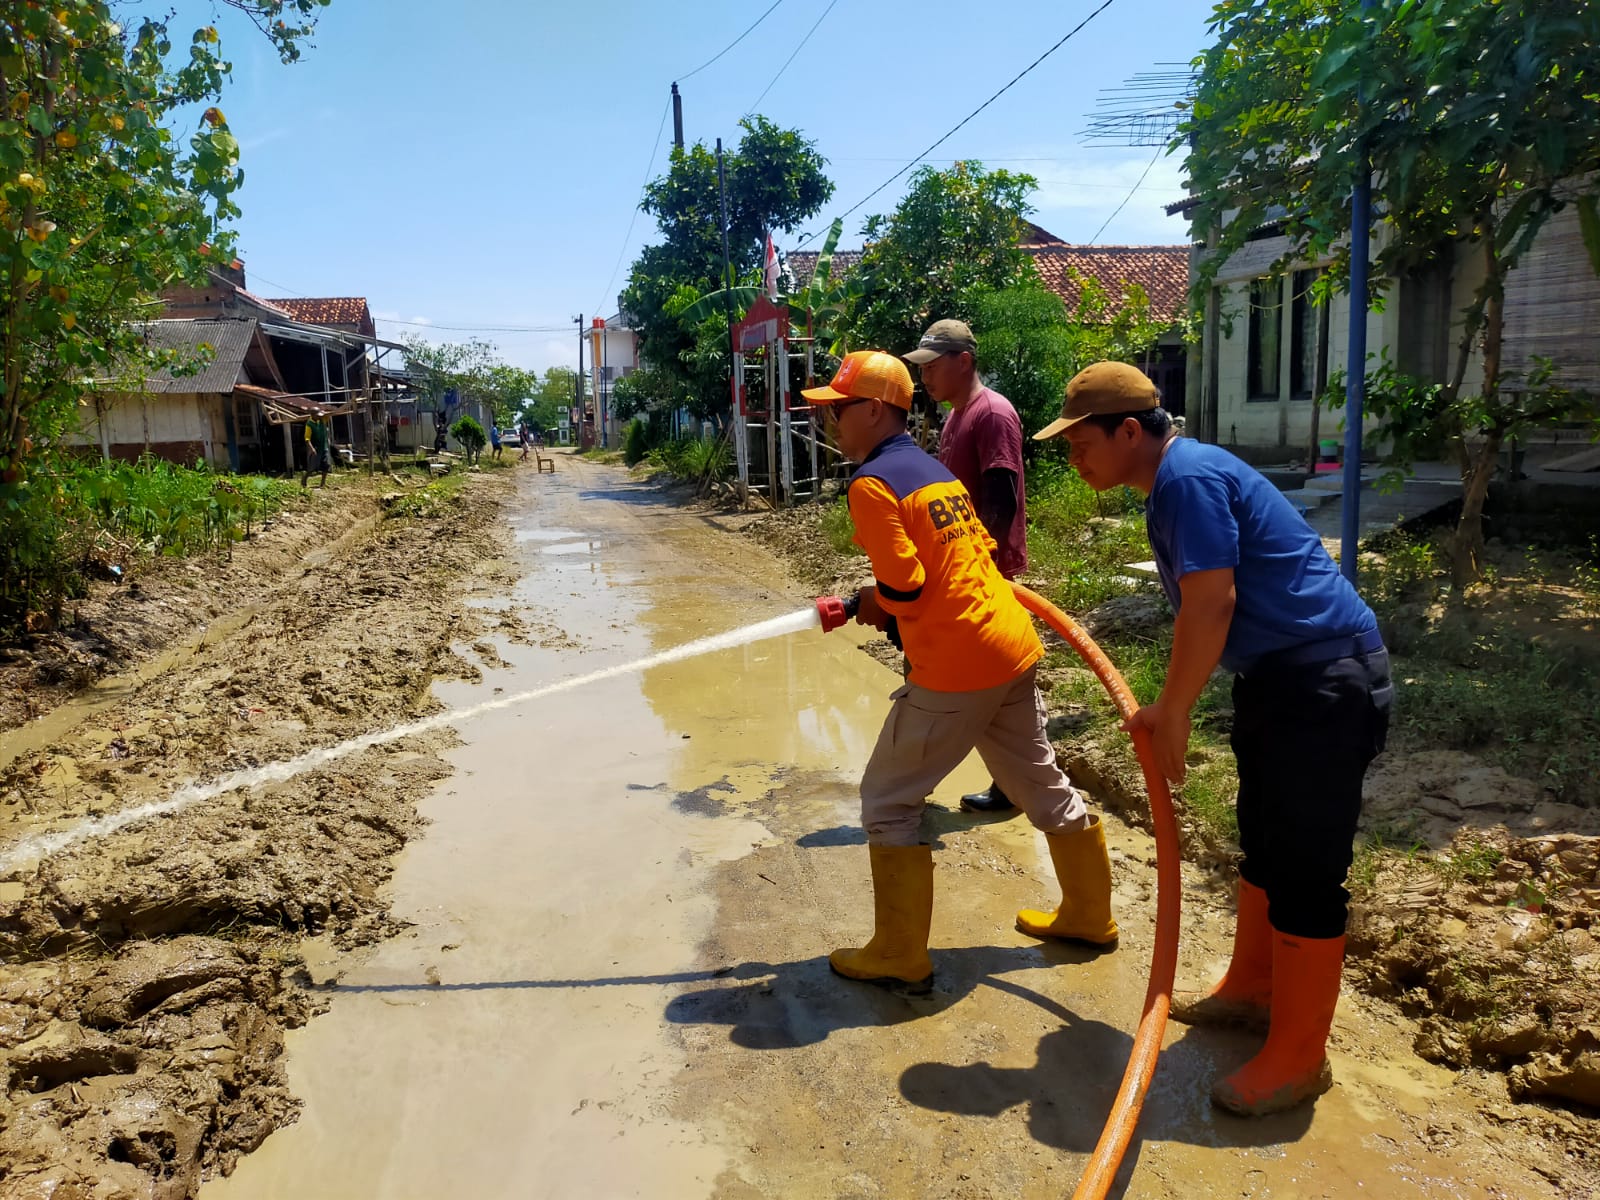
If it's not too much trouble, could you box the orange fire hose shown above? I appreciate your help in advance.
[1009,583,1181,1200]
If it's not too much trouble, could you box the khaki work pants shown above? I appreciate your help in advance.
[860,665,1088,846]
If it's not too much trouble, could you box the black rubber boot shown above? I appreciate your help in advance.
[960,781,1017,814]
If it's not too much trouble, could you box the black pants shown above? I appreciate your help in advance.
[1231,649,1393,939]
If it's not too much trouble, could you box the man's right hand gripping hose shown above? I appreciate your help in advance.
[817,584,1180,1198]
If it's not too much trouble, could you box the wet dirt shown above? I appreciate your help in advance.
[0,468,524,1198]
[210,460,1588,1198]
[4,457,1597,1197]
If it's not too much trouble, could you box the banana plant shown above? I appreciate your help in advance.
[677,219,863,356]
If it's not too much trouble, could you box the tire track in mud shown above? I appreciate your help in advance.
[0,472,527,1198]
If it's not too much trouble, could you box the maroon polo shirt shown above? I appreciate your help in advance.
[936,386,1028,579]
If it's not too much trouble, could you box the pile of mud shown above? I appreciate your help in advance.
[1350,752,1600,1111]
[0,472,520,1197]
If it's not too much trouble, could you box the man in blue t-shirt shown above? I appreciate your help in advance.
[1033,361,1392,1118]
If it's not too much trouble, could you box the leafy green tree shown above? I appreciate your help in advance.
[971,271,1168,450]
[621,116,833,422]
[0,0,329,628]
[971,283,1075,446]
[1183,0,1600,585]
[400,336,537,429]
[847,162,1038,355]
[678,218,864,359]
[526,366,575,432]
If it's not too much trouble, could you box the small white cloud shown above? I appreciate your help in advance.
[239,128,289,153]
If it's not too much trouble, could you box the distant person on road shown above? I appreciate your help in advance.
[519,422,532,462]
[490,423,503,461]
[302,415,332,489]
[1033,361,1392,1117]
[801,350,1118,993]
[905,318,1029,818]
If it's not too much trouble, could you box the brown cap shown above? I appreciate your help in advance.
[801,350,914,410]
[903,319,976,365]
[1032,361,1161,441]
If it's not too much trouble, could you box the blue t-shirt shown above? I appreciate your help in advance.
[1145,438,1377,674]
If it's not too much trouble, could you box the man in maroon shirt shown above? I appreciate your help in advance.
[905,319,1029,815]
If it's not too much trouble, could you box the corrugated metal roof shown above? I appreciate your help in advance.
[132,318,257,393]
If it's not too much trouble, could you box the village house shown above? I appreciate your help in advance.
[74,259,408,472]
[1173,195,1600,463]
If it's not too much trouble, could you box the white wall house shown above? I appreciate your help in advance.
[1183,198,1600,459]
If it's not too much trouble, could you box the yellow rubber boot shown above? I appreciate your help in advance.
[829,843,934,989]
[1171,878,1272,1032]
[1212,933,1344,1116]
[1015,815,1119,946]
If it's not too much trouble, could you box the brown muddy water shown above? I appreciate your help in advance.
[202,458,1581,1200]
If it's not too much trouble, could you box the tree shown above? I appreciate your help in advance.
[0,1,329,628]
[526,366,575,432]
[449,415,486,464]
[1182,0,1600,585]
[846,162,1038,355]
[971,271,1169,448]
[400,336,536,427]
[0,1,330,485]
[620,116,833,422]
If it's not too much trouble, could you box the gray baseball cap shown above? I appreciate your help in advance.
[903,319,976,365]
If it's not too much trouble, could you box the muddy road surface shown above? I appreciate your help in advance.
[4,456,1593,1198]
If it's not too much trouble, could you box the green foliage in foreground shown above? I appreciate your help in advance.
[646,436,732,485]
[1,456,298,633]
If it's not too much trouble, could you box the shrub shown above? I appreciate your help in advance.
[450,416,487,461]
[623,418,650,467]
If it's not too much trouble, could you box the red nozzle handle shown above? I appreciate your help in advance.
[815,593,859,633]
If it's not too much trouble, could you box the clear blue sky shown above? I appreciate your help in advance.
[198,0,1213,372]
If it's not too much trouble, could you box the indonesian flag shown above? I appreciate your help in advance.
[763,232,780,300]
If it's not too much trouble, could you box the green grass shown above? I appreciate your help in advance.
[1361,530,1600,805]
[383,473,465,520]
[820,497,864,558]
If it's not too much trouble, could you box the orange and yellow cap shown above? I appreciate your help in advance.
[801,350,914,410]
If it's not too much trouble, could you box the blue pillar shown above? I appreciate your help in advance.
[1339,0,1376,585]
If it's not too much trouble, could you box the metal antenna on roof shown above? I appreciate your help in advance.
[1080,65,1196,147]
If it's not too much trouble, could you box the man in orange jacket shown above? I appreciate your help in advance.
[802,350,1118,991]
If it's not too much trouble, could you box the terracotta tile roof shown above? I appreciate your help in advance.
[1028,244,1191,324]
[1019,221,1066,247]
[274,296,373,330]
[783,250,863,289]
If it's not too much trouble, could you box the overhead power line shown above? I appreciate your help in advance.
[1088,144,1165,244]
[375,318,576,334]
[587,2,788,319]
[744,0,839,117]
[679,0,784,81]
[591,97,673,316]
[793,0,1121,250]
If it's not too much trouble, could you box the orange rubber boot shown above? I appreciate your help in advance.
[1171,878,1272,1032]
[1211,932,1345,1116]
[829,843,934,991]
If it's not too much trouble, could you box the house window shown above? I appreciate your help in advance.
[1247,278,1282,401]
[1289,269,1321,400]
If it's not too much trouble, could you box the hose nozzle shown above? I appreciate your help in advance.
[815,593,859,633]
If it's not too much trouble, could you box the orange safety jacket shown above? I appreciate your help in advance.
[847,433,1041,692]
